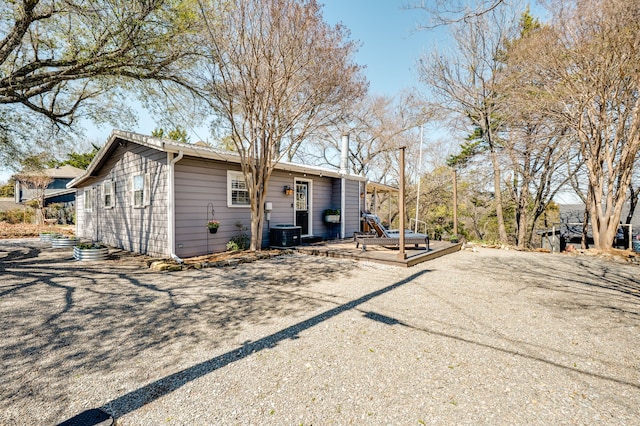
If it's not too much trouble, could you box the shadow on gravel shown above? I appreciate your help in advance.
[58,269,430,424]
[462,252,640,306]
[0,241,356,425]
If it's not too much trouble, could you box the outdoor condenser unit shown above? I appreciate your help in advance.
[270,224,301,248]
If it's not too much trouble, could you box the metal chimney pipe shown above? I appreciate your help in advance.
[340,134,349,174]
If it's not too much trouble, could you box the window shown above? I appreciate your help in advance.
[227,170,250,207]
[103,180,115,208]
[84,187,93,211]
[131,173,151,208]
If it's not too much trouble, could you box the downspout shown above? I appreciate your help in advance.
[341,177,346,239]
[340,134,349,239]
[168,150,184,262]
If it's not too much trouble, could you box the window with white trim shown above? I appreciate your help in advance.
[227,170,250,207]
[84,187,93,211]
[131,173,151,208]
[103,180,115,208]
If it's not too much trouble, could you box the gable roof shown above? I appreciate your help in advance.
[17,165,84,180]
[68,130,367,188]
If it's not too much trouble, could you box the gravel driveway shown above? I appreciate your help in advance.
[1,239,639,425]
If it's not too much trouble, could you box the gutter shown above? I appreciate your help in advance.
[168,150,184,263]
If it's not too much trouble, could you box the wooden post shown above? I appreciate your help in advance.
[453,168,458,236]
[398,146,406,260]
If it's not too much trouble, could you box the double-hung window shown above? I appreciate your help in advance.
[103,180,115,209]
[131,173,151,208]
[227,170,250,207]
[84,187,94,211]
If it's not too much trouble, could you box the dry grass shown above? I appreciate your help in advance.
[0,222,75,239]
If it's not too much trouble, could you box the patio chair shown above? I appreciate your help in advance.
[355,214,429,252]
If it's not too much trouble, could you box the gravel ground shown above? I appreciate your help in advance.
[1,239,639,425]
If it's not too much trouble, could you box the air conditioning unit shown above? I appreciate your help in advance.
[270,225,301,248]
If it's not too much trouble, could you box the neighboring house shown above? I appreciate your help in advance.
[0,198,22,213]
[559,203,640,234]
[14,165,84,206]
[67,130,369,258]
[556,203,640,248]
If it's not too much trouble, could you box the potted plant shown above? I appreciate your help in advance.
[73,242,109,261]
[207,220,220,233]
[51,234,79,248]
[323,208,340,224]
[39,231,61,242]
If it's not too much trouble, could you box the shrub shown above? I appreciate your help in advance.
[0,208,35,224]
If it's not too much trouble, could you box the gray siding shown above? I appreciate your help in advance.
[173,159,361,256]
[344,179,362,237]
[76,143,169,257]
[75,140,364,258]
[174,157,250,257]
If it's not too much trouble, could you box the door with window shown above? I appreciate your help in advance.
[294,180,310,235]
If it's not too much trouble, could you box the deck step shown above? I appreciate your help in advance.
[301,235,323,244]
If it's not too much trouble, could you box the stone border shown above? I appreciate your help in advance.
[147,249,295,271]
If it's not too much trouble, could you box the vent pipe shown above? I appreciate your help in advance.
[340,134,349,175]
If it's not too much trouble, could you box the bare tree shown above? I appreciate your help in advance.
[510,0,640,249]
[418,7,520,244]
[406,0,508,28]
[297,94,422,183]
[0,0,198,165]
[194,0,366,250]
[15,154,53,224]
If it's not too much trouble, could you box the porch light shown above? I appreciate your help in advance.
[284,185,294,196]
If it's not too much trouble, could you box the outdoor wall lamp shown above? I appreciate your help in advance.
[284,185,294,196]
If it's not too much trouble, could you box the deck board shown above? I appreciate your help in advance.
[296,239,462,267]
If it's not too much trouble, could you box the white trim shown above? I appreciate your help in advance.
[131,173,147,209]
[68,129,367,189]
[340,177,346,239]
[168,151,184,260]
[227,170,251,208]
[293,177,313,237]
[84,187,94,212]
[143,172,151,206]
[103,180,115,209]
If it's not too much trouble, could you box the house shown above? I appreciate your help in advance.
[67,130,368,258]
[14,165,84,206]
[558,203,640,248]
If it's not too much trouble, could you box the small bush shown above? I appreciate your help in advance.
[0,208,35,224]
[226,234,249,252]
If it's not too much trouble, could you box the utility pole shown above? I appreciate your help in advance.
[398,146,406,260]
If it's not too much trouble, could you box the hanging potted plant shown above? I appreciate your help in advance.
[324,208,341,224]
[207,220,220,234]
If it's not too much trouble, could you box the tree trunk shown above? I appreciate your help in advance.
[581,205,590,249]
[588,186,624,251]
[516,205,528,249]
[249,181,267,251]
[490,149,508,244]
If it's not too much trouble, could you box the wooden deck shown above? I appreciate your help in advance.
[296,239,463,267]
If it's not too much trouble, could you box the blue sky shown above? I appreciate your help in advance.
[321,0,438,97]
[0,1,439,182]
[112,0,438,140]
